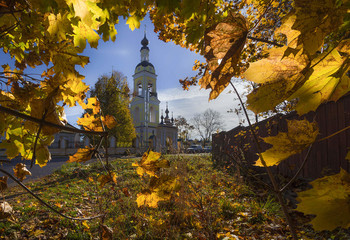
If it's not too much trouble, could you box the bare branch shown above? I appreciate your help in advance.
[0,168,103,221]
[279,143,313,192]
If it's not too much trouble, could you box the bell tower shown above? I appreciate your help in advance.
[130,32,160,147]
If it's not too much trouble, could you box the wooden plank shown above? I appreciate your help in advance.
[344,95,350,173]
[315,104,328,178]
[337,98,347,171]
[327,102,340,175]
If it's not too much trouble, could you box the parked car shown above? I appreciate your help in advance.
[186,145,203,153]
[203,146,212,153]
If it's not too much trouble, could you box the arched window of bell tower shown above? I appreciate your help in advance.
[137,82,142,96]
[148,83,153,94]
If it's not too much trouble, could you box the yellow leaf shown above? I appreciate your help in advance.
[73,21,100,49]
[77,112,103,131]
[346,150,350,162]
[278,0,343,55]
[97,172,117,189]
[82,97,100,113]
[13,163,32,181]
[136,190,162,208]
[245,47,309,114]
[255,119,318,167]
[63,78,89,107]
[132,150,169,177]
[68,147,95,163]
[126,15,142,31]
[32,229,45,237]
[47,12,71,41]
[0,140,21,160]
[296,168,350,231]
[288,44,350,115]
[136,175,179,208]
[82,220,90,229]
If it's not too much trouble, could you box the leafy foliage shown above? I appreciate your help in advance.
[1,0,350,235]
[87,71,135,142]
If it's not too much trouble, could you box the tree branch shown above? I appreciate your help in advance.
[279,143,313,192]
[247,36,284,47]
[317,125,350,143]
[0,105,108,136]
[230,81,299,240]
[223,150,274,191]
[0,168,103,221]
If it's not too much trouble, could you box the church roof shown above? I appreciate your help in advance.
[141,35,149,46]
[136,60,154,68]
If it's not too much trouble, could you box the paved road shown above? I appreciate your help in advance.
[1,156,72,187]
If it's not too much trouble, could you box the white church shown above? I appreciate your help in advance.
[130,33,178,152]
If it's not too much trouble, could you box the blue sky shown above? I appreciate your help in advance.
[1,16,250,137]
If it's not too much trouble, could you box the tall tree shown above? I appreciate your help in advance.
[87,71,136,143]
[192,109,223,146]
[174,115,194,141]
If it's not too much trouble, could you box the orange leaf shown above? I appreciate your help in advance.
[13,163,32,181]
[103,115,117,129]
[200,12,248,100]
[68,147,95,163]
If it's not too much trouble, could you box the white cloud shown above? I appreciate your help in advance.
[158,86,245,132]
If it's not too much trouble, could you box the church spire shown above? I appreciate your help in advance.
[140,27,149,62]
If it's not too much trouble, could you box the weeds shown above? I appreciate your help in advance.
[2,154,339,239]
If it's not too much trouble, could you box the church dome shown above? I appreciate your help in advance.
[134,61,155,73]
[141,35,149,46]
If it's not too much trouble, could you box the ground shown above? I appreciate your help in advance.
[0,154,349,239]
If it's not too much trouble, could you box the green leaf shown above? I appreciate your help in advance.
[296,168,350,231]
[0,140,20,160]
[35,145,51,167]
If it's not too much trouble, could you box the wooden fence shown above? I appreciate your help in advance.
[212,95,350,180]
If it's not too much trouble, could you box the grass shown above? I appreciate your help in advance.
[1,154,349,239]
